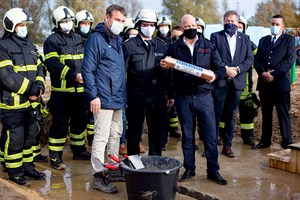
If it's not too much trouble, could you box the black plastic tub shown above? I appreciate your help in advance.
[120,156,182,200]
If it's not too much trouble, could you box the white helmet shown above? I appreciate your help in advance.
[3,8,33,33]
[157,16,172,27]
[123,18,135,33]
[52,6,75,28]
[195,17,206,30]
[135,8,159,25]
[238,16,248,31]
[75,10,94,28]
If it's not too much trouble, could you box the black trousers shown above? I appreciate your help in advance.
[48,92,88,154]
[259,87,292,148]
[126,99,167,156]
[0,109,38,177]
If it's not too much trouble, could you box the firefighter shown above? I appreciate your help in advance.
[219,16,259,146]
[75,10,95,146]
[0,8,46,185]
[195,16,206,38]
[122,18,138,41]
[157,16,181,144]
[44,6,90,170]
[123,8,173,156]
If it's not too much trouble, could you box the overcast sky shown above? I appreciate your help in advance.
[140,0,261,19]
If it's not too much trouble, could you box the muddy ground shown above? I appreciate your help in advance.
[0,70,299,200]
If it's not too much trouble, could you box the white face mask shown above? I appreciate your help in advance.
[237,28,243,33]
[159,27,169,35]
[270,26,281,36]
[16,26,28,38]
[80,25,91,35]
[197,29,203,33]
[141,26,156,38]
[109,20,123,35]
[60,21,73,33]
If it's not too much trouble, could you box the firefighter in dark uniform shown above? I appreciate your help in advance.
[44,6,90,170]
[0,8,46,185]
[218,16,259,146]
[74,10,95,146]
[122,8,173,156]
[156,16,181,152]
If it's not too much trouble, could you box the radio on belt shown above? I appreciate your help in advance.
[164,56,215,81]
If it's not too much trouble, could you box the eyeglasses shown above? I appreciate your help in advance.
[141,23,155,27]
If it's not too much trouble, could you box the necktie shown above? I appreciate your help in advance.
[271,36,276,45]
[145,40,151,51]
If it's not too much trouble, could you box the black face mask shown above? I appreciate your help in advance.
[183,28,197,39]
[224,23,238,37]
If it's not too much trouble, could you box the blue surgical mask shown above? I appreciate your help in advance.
[80,26,90,35]
[224,23,238,37]
[237,28,243,33]
[270,26,281,36]
[16,26,28,38]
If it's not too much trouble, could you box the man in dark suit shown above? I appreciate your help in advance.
[210,10,253,157]
[252,15,295,149]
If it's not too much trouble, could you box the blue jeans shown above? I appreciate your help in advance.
[175,93,220,174]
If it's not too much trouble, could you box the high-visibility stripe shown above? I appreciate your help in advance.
[49,146,64,151]
[170,118,178,123]
[87,124,94,129]
[51,86,76,92]
[69,131,85,139]
[77,87,84,93]
[5,161,22,168]
[240,123,254,130]
[36,76,45,86]
[70,140,85,146]
[13,65,37,72]
[0,60,13,68]
[240,92,251,100]
[252,48,258,55]
[49,137,66,144]
[45,52,59,60]
[61,66,70,80]
[17,78,30,95]
[219,121,225,128]
[23,148,33,155]
[23,157,34,163]
[13,95,20,106]
[31,102,39,108]
[0,101,31,110]
[170,123,178,127]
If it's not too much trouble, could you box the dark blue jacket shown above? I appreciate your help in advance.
[254,34,295,92]
[210,30,254,89]
[81,23,126,109]
[165,36,226,96]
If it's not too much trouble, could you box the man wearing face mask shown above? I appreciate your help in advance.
[160,14,227,185]
[74,10,95,147]
[210,10,253,158]
[195,16,206,39]
[171,25,183,43]
[122,8,173,156]
[81,4,127,194]
[44,6,91,170]
[156,16,181,150]
[0,8,46,185]
[252,15,295,149]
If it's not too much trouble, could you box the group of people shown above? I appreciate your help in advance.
[0,3,295,196]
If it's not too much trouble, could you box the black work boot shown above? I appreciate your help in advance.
[106,169,125,182]
[169,127,181,138]
[92,172,118,194]
[9,175,31,186]
[73,150,91,160]
[24,169,46,180]
[34,154,48,162]
[50,151,66,170]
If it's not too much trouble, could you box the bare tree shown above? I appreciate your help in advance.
[107,0,142,18]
